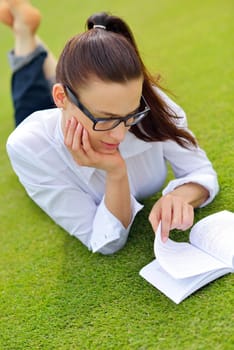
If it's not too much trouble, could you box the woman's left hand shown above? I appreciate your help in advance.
[148,193,194,242]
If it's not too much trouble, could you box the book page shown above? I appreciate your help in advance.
[189,211,234,267]
[154,222,228,279]
[140,259,197,304]
[139,259,232,304]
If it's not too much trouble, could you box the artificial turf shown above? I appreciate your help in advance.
[0,0,233,349]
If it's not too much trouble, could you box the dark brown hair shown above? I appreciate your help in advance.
[56,12,197,148]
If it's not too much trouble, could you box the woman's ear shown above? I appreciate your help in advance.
[52,84,68,108]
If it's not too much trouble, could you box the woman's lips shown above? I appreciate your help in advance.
[101,141,120,150]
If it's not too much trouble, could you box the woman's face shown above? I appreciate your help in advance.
[62,77,143,154]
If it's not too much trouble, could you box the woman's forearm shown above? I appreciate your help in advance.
[104,166,132,228]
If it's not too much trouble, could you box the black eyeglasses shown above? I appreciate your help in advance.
[64,85,150,131]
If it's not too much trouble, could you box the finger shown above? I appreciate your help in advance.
[64,117,77,148]
[64,119,71,142]
[180,204,194,230]
[72,122,83,151]
[161,217,171,242]
[148,207,160,234]
[170,198,183,230]
[161,201,173,242]
[82,129,99,164]
[82,128,92,153]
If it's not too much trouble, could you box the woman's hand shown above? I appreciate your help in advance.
[149,183,209,242]
[64,117,125,175]
[149,193,194,242]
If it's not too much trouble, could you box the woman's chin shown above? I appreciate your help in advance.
[100,148,119,155]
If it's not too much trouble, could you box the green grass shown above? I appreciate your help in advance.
[0,0,233,349]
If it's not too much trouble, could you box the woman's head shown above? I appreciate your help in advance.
[54,12,148,153]
[54,11,197,150]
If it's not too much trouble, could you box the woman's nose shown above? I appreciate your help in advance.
[108,122,128,142]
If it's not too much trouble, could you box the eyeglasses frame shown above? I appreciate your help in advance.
[64,85,150,131]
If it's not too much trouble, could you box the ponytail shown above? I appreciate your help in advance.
[86,12,139,53]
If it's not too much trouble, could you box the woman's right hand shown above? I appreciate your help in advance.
[64,117,126,177]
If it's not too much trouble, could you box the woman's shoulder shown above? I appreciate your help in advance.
[6,108,63,169]
[6,108,68,183]
[7,108,61,149]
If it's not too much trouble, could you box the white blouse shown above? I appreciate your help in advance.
[6,95,219,254]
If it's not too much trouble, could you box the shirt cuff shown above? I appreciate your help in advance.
[90,195,143,254]
[162,174,219,207]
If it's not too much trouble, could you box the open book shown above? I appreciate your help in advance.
[139,210,234,304]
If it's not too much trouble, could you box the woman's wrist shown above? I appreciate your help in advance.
[170,182,209,208]
[106,161,127,181]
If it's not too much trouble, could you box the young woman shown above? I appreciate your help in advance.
[2,1,219,254]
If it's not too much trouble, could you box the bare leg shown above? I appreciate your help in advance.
[35,37,57,82]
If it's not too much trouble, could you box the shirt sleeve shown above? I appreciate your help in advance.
[6,142,143,255]
[162,122,219,207]
[90,196,143,254]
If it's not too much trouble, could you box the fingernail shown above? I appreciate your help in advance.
[72,117,77,126]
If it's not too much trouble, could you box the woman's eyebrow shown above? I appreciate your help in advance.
[94,104,140,117]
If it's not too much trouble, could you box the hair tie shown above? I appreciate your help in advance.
[93,24,106,30]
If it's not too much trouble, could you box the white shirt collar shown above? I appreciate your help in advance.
[119,131,152,158]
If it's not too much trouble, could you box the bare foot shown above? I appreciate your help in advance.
[0,0,13,26]
[5,0,41,33]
